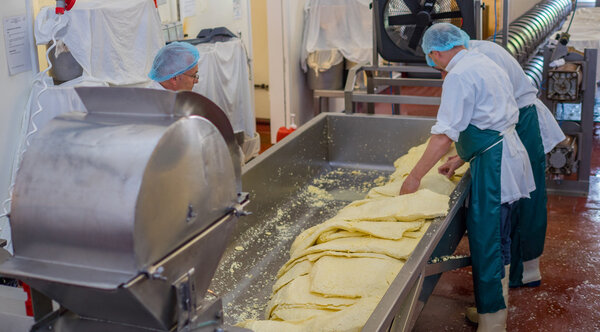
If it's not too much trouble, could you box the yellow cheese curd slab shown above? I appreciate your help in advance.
[316,230,363,243]
[241,297,380,332]
[392,140,460,169]
[265,275,358,319]
[289,219,424,257]
[336,189,449,222]
[271,306,338,322]
[392,141,429,176]
[287,236,420,271]
[306,296,381,332]
[278,251,398,279]
[315,222,431,245]
[403,221,432,239]
[366,172,457,198]
[390,141,467,181]
[236,319,306,332]
[272,259,313,294]
[309,256,404,298]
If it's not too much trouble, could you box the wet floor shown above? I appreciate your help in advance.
[413,124,600,331]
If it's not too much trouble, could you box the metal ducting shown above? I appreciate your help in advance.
[524,54,546,88]
[487,0,573,90]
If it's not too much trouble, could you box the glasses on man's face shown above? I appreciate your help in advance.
[181,73,199,80]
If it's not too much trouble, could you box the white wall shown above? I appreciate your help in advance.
[287,1,313,127]
[509,0,543,21]
[266,0,312,142]
[250,0,270,120]
[266,0,285,141]
[0,0,36,251]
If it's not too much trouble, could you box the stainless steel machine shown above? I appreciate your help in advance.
[0,88,471,332]
[209,113,470,331]
[344,0,573,113]
[0,87,249,331]
[541,45,598,196]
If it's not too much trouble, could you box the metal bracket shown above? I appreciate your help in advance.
[175,268,198,331]
[425,256,472,277]
[232,205,251,218]
[233,193,251,217]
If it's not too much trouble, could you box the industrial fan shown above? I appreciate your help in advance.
[374,0,476,63]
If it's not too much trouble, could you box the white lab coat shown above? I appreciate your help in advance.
[431,50,535,204]
[147,80,167,90]
[469,40,565,153]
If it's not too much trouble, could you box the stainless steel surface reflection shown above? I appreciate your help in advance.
[0,87,243,330]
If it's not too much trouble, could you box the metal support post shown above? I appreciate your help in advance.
[502,0,509,48]
[30,288,53,321]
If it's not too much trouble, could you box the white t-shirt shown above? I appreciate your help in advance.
[431,49,535,204]
[469,40,538,108]
[469,40,565,152]
[147,80,167,90]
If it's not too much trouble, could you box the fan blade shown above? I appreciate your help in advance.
[388,14,418,26]
[403,0,421,15]
[430,11,463,20]
[408,25,426,50]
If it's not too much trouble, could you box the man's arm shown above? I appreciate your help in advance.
[399,134,453,195]
[438,155,465,178]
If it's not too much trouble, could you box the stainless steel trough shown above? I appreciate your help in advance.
[210,113,470,331]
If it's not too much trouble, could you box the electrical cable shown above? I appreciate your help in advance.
[493,0,497,42]
[565,0,577,34]
[0,15,65,223]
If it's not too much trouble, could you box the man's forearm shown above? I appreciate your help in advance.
[408,134,452,180]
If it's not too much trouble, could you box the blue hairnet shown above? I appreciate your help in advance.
[421,23,470,67]
[148,42,200,82]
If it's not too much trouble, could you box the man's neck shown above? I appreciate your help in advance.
[441,46,466,69]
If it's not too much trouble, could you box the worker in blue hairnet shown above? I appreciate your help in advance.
[399,23,535,331]
[148,41,200,91]
[467,39,564,294]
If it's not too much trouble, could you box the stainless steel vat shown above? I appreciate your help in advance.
[210,113,470,331]
[0,87,245,331]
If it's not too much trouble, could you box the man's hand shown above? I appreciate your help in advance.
[399,174,421,195]
[438,155,465,178]
[399,134,452,195]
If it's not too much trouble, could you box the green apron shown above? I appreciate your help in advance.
[510,104,547,287]
[457,124,506,314]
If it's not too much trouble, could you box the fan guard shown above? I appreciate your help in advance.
[375,0,476,63]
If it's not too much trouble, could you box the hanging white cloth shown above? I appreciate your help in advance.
[192,39,256,139]
[35,0,164,85]
[301,0,372,72]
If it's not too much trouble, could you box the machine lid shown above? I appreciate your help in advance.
[76,87,242,192]
[0,257,135,290]
[76,86,178,117]
[174,91,242,192]
[1,87,241,289]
